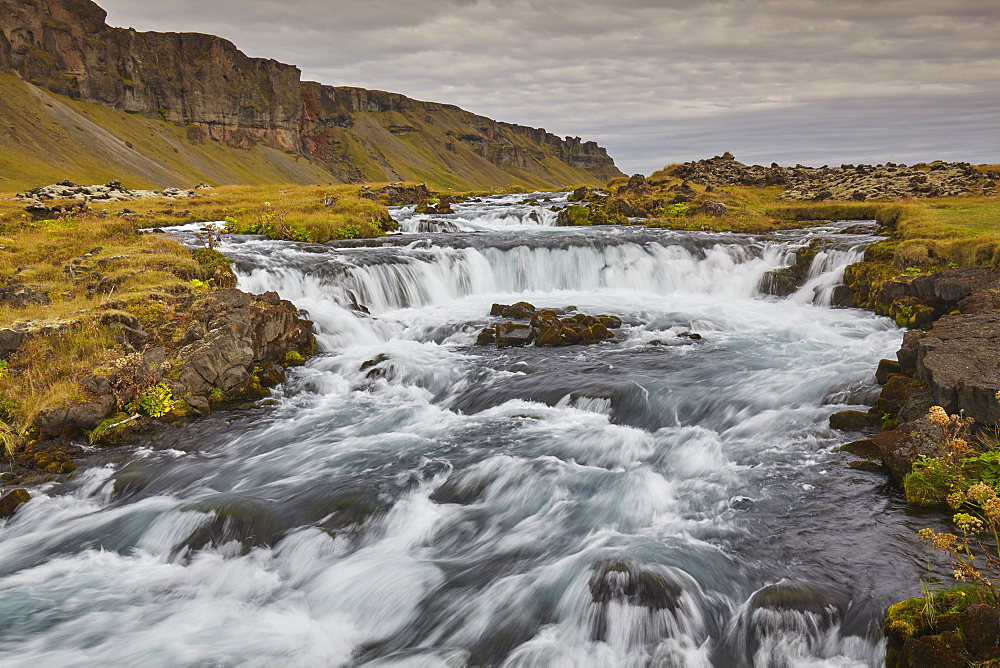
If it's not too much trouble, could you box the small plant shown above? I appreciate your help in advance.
[336,224,362,239]
[87,413,139,444]
[664,202,689,217]
[136,382,175,417]
[0,419,20,462]
[188,278,208,290]
[283,350,305,366]
[0,360,8,379]
[914,406,1000,602]
[208,387,226,403]
[903,266,922,276]
[194,223,223,249]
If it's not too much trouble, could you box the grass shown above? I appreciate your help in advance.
[0,181,403,443]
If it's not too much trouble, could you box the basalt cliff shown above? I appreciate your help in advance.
[0,0,622,190]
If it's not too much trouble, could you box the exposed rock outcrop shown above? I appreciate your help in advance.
[476,302,623,348]
[670,154,994,201]
[30,289,314,438]
[16,180,197,203]
[858,268,1000,482]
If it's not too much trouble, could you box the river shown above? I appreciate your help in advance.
[0,193,941,666]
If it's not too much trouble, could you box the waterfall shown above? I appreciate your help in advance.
[0,199,918,667]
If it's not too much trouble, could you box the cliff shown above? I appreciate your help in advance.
[0,0,622,190]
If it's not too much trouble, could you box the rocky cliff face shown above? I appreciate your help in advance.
[0,0,621,188]
[0,0,302,151]
[299,83,622,186]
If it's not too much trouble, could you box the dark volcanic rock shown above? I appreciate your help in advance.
[907,309,1000,426]
[669,155,993,200]
[0,285,50,307]
[873,416,943,483]
[359,183,431,205]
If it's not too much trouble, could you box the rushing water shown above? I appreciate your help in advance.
[0,193,944,666]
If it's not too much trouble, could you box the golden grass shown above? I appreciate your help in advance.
[0,321,116,431]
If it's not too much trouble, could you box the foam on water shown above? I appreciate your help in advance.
[0,206,922,666]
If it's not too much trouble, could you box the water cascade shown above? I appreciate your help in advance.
[0,194,936,666]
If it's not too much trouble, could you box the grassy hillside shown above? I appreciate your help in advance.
[0,72,614,193]
[0,73,338,192]
[319,108,610,191]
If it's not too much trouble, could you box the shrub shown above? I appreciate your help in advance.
[913,406,1000,601]
[136,382,175,417]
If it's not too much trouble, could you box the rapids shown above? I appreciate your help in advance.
[0,193,947,666]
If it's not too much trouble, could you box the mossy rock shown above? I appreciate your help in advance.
[0,488,30,518]
[876,358,903,384]
[848,460,884,472]
[829,409,878,432]
[840,439,879,458]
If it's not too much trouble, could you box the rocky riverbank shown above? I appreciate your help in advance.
[829,267,1000,481]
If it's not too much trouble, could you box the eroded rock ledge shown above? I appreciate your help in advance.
[26,288,314,439]
[832,268,1000,482]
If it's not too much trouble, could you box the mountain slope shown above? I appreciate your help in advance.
[0,0,622,191]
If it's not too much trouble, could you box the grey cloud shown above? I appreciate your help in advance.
[97,0,1000,174]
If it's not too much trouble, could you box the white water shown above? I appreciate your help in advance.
[0,197,929,666]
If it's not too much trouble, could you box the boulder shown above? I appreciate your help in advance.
[359,183,431,205]
[494,322,535,347]
[588,558,683,612]
[0,488,30,518]
[829,409,877,432]
[873,416,943,483]
[908,309,1000,426]
[875,358,901,384]
[697,200,728,216]
[0,285,50,308]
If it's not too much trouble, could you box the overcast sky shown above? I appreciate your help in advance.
[96,0,999,175]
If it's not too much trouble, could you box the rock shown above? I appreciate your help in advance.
[0,488,30,517]
[588,558,683,612]
[677,331,702,340]
[875,358,901,384]
[848,460,884,472]
[359,183,431,205]
[0,319,78,358]
[899,632,968,668]
[579,323,613,344]
[749,582,840,617]
[669,156,995,200]
[873,416,943,483]
[908,309,1000,426]
[494,322,535,347]
[184,394,210,415]
[16,441,80,473]
[697,200,728,216]
[0,285,50,307]
[33,393,116,437]
[730,496,754,510]
[489,302,536,319]
[429,472,489,505]
[761,240,826,297]
[829,409,877,432]
[839,439,879,458]
[475,328,496,345]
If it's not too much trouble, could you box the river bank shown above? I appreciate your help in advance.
[0,167,997,664]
